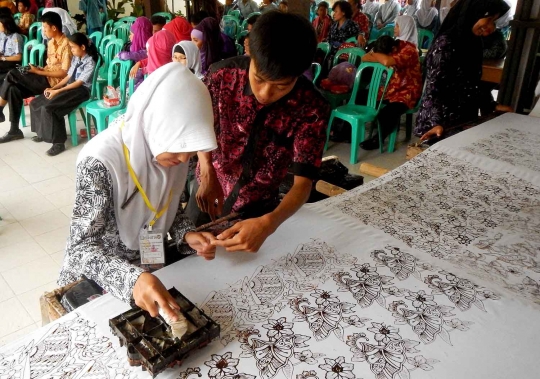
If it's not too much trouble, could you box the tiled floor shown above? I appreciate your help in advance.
[0,106,415,347]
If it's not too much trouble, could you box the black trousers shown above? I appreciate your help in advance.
[377,101,409,140]
[0,61,19,82]
[0,69,50,128]
[30,86,90,144]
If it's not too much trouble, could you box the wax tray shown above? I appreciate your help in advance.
[109,287,220,377]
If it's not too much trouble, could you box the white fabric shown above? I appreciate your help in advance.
[396,14,418,46]
[380,0,399,23]
[416,0,438,27]
[402,0,419,17]
[363,0,380,19]
[77,63,216,250]
[495,0,513,29]
[172,40,203,79]
[42,7,77,36]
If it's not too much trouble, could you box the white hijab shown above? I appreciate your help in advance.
[495,0,513,29]
[416,0,438,28]
[380,0,399,23]
[172,41,203,79]
[77,63,217,250]
[42,8,77,36]
[363,0,380,18]
[396,15,418,46]
[402,0,419,17]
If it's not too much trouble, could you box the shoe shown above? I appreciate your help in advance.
[46,143,65,156]
[0,131,23,143]
[31,136,43,143]
[359,137,380,151]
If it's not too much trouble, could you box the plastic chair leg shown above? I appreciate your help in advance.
[20,106,26,127]
[324,111,336,152]
[350,120,365,164]
[96,114,108,133]
[79,108,87,128]
[85,113,93,140]
[387,129,397,153]
[68,111,78,146]
[405,113,413,140]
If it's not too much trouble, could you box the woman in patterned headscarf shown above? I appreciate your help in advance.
[415,0,512,142]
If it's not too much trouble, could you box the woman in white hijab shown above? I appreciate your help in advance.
[375,0,400,30]
[401,0,419,18]
[172,40,203,79]
[58,63,218,321]
[363,0,380,21]
[415,0,439,32]
[395,14,418,46]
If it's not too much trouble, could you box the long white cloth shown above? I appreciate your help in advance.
[379,0,400,23]
[363,0,380,19]
[396,15,418,46]
[77,63,217,250]
[495,0,513,29]
[172,40,203,79]
[42,7,77,35]
[402,0,419,17]
[416,0,438,27]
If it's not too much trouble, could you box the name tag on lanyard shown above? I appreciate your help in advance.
[139,226,165,271]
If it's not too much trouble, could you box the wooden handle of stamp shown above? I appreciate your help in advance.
[359,163,389,178]
[315,180,347,197]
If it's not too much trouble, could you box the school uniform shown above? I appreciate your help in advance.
[0,32,24,81]
[30,54,95,144]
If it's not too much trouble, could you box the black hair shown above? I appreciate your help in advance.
[41,11,63,32]
[173,44,185,54]
[0,15,21,35]
[17,0,31,9]
[190,10,209,25]
[0,7,12,17]
[318,1,329,9]
[247,14,260,25]
[332,1,353,19]
[150,15,166,26]
[249,11,316,80]
[373,35,399,55]
[68,32,101,64]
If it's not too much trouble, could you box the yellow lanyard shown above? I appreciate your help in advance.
[121,122,173,230]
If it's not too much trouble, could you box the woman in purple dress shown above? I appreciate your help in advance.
[415,0,511,142]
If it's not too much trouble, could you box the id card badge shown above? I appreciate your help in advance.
[140,227,165,271]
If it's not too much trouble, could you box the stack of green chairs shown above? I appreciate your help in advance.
[417,28,435,50]
[152,12,173,22]
[325,62,394,164]
[89,31,103,49]
[103,19,114,36]
[222,16,240,40]
[67,56,102,146]
[96,38,124,97]
[99,34,116,55]
[85,58,132,136]
[115,16,137,28]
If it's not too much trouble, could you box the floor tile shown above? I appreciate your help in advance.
[34,225,70,254]
[20,209,71,237]
[0,297,34,338]
[0,239,48,273]
[10,162,63,184]
[53,159,77,179]
[0,275,14,303]
[1,148,47,168]
[0,207,16,227]
[4,196,57,221]
[60,205,73,218]
[0,323,38,347]
[2,256,61,295]
[32,175,74,196]
[0,223,32,249]
[18,281,59,323]
[0,186,42,207]
[50,250,65,265]
[0,166,29,193]
[46,188,76,208]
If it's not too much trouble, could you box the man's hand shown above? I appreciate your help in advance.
[28,64,42,74]
[420,125,444,141]
[495,104,513,113]
[212,216,276,252]
[196,166,224,221]
[133,272,180,321]
[185,231,217,260]
[45,89,59,100]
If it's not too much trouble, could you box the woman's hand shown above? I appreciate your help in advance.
[420,125,444,141]
[129,64,140,79]
[184,232,217,260]
[133,272,181,321]
[495,104,513,113]
[45,89,59,100]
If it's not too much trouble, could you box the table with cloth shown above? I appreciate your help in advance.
[1,113,539,379]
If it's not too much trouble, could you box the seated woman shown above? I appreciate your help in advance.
[375,0,400,30]
[415,0,511,142]
[0,14,23,81]
[58,63,218,318]
[359,16,422,150]
[163,16,193,42]
[312,1,332,43]
[30,33,97,156]
[401,0,419,18]
[415,0,439,34]
[172,40,203,79]
[327,1,360,54]
[129,29,176,87]
[17,0,35,35]
[191,17,223,75]
[363,0,380,22]
[118,17,153,63]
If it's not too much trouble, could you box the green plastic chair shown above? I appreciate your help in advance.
[152,12,173,22]
[108,78,134,123]
[241,12,261,30]
[22,39,39,69]
[89,31,103,49]
[85,58,132,135]
[345,36,358,44]
[222,16,240,40]
[325,62,394,164]
[115,17,137,28]
[113,24,130,43]
[235,42,243,55]
[311,62,321,85]
[67,56,102,146]
[29,43,46,67]
[99,34,116,56]
[228,9,241,19]
[96,38,124,97]
[417,28,434,49]
[103,19,114,36]
[28,22,41,42]
[14,12,21,24]
[37,7,44,21]
[317,42,330,63]
[236,29,248,43]
[369,24,394,43]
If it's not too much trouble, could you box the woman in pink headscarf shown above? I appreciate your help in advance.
[163,16,193,42]
[118,17,153,62]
